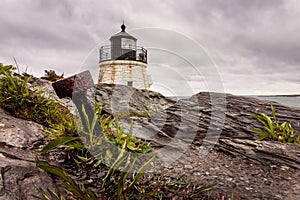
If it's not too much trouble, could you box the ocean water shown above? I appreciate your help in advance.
[254,96,300,108]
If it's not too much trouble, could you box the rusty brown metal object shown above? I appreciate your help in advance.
[52,70,94,99]
[52,70,102,136]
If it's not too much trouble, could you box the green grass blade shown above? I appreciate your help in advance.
[251,113,268,128]
[251,127,266,135]
[129,154,156,188]
[40,137,80,154]
[257,133,269,141]
[102,141,128,188]
[82,105,91,134]
[271,103,278,126]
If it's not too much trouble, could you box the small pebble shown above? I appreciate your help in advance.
[184,164,193,170]
[280,166,290,170]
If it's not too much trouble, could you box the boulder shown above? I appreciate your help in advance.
[93,83,176,115]
[0,108,60,200]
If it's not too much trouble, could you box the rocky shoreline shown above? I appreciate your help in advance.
[0,80,300,199]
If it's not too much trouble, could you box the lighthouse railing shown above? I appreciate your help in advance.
[99,45,147,63]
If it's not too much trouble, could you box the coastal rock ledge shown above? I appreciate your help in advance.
[94,84,300,170]
[0,82,300,199]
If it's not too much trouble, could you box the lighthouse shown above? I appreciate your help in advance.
[98,23,152,89]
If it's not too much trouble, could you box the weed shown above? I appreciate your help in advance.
[36,187,66,200]
[36,160,97,200]
[0,63,76,136]
[41,104,152,167]
[251,103,300,144]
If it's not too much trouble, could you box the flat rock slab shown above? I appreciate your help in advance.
[0,156,56,200]
[0,109,59,200]
[0,109,44,148]
[216,139,300,169]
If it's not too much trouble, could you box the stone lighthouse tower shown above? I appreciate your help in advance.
[98,23,152,89]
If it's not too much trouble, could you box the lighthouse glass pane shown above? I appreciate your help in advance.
[121,38,136,50]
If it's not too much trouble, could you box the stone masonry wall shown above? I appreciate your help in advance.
[98,60,152,89]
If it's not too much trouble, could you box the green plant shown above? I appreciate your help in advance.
[36,160,97,200]
[100,140,156,199]
[41,104,152,167]
[40,102,157,199]
[0,63,76,135]
[95,104,151,154]
[251,103,300,144]
[0,63,16,74]
[36,188,66,200]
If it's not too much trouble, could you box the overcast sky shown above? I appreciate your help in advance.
[1,0,299,95]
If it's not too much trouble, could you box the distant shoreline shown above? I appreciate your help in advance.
[257,94,300,98]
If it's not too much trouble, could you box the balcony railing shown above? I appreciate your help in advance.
[99,45,147,63]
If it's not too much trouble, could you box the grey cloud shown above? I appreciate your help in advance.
[0,0,299,95]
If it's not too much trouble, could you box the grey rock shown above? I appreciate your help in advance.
[184,164,193,170]
[93,83,176,114]
[217,139,300,169]
[0,109,44,148]
[0,108,60,200]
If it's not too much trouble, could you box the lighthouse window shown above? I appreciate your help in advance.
[122,38,136,49]
[127,81,133,87]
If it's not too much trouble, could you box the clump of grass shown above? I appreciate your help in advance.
[0,63,76,135]
[251,103,300,144]
[39,103,157,199]
[36,160,97,200]
[41,104,152,166]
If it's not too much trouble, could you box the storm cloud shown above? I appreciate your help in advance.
[0,0,299,95]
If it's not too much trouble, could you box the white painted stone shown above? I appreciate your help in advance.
[98,60,152,89]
